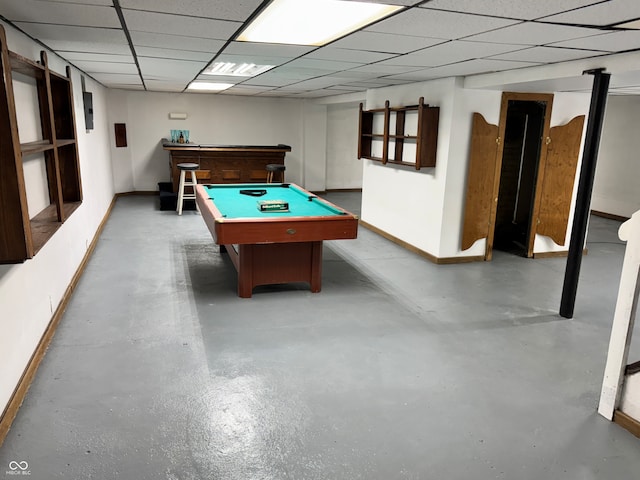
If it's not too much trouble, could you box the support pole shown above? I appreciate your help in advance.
[560,68,610,318]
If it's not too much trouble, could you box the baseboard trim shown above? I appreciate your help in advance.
[358,220,484,264]
[116,190,157,196]
[591,210,630,222]
[613,410,640,439]
[0,195,118,448]
[533,248,588,259]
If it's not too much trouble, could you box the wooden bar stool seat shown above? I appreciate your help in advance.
[266,164,286,183]
[176,163,199,215]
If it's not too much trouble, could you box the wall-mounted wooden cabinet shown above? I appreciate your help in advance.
[358,97,439,169]
[0,25,82,263]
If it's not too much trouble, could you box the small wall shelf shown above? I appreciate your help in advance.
[0,25,82,263]
[358,97,439,169]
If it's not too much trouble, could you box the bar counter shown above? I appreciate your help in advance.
[162,140,291,191]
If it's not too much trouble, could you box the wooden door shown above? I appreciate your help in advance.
[461,113,500,251]
[535,115,586,246]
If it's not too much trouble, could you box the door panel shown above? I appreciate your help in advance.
[537,115,585,246]
[461,113,499,251]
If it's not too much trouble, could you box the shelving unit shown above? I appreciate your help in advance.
[0,25,82,263]
[358,97,439,169]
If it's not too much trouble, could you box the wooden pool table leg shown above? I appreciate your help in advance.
[234,242,324,298]
[309,241,323,293]
[237,244,254,298]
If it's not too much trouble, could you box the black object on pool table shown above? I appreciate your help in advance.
[240,189,267,197]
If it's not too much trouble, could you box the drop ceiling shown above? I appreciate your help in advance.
[2,0,640,97]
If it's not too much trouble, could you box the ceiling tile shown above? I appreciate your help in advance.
[465,22,604,45]
[240,75,299,87]
[138,57,206,79]
[303,47,397,63]
[136,46,212,61]
[142,79,185,91]
[35,0,112,5]
[489,46,605,63]
[550,30,640,52]
[12,22,128,43]
[350,0,420,5]
[90,72,142,84]
[291,76,360,89]
[42,41,132,55]
[5,0,640,97]
[130,31,226,53]
[1,1,119,27]
[380,40,530,68]
[223,41,315,58]
[71,60,138,75]
[542,0,640,26]
[56,52,134,63]
[224,85,277,94]
[389,58,538,81]
[346,64,425,76]
[330,31,445,54]
[366,8,520,39]
[122,9,240,40]
[422,0,605,21]
[119,0,262,21]
[284,58,363,71]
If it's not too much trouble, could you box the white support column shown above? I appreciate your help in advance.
[598,210,640,420]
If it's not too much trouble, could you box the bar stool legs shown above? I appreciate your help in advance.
[266,164,286,183]
[176,163,199,215]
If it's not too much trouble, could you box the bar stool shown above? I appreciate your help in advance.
[176,163,199,215]
[266,164,286,183]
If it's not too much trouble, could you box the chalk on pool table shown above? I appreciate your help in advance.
[257,199,289,212]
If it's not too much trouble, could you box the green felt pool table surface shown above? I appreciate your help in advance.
[200,183,346,218]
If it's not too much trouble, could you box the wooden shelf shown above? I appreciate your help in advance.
[358,97,439,170]
[21,140,54,156]
[361,155,385,163]
[0,25,82,263]
[9,50,44,77]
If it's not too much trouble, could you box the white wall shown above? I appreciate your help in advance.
[106,90,328,192]
[0,22,115,417]
[592,95,640,218]
[326,102,362,190]
[361,78,458,256]
[302,101,327,192]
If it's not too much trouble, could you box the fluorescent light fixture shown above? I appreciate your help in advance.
[187,82,235,92]
[237,0,403,46]
[204,62,275,77]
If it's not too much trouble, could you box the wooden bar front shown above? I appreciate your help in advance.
[162,141,291,191]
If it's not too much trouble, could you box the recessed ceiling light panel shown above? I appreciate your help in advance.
[237,0,404,46]
[187,82,235,92]
[204,62,275,77]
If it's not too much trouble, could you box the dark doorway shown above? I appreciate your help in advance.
[494,100,546,256]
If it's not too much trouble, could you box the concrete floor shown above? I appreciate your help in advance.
[1,192,639,479]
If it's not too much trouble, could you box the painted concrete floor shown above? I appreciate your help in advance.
[1,192,639,480]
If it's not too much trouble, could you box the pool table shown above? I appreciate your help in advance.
[195,183,359,298]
